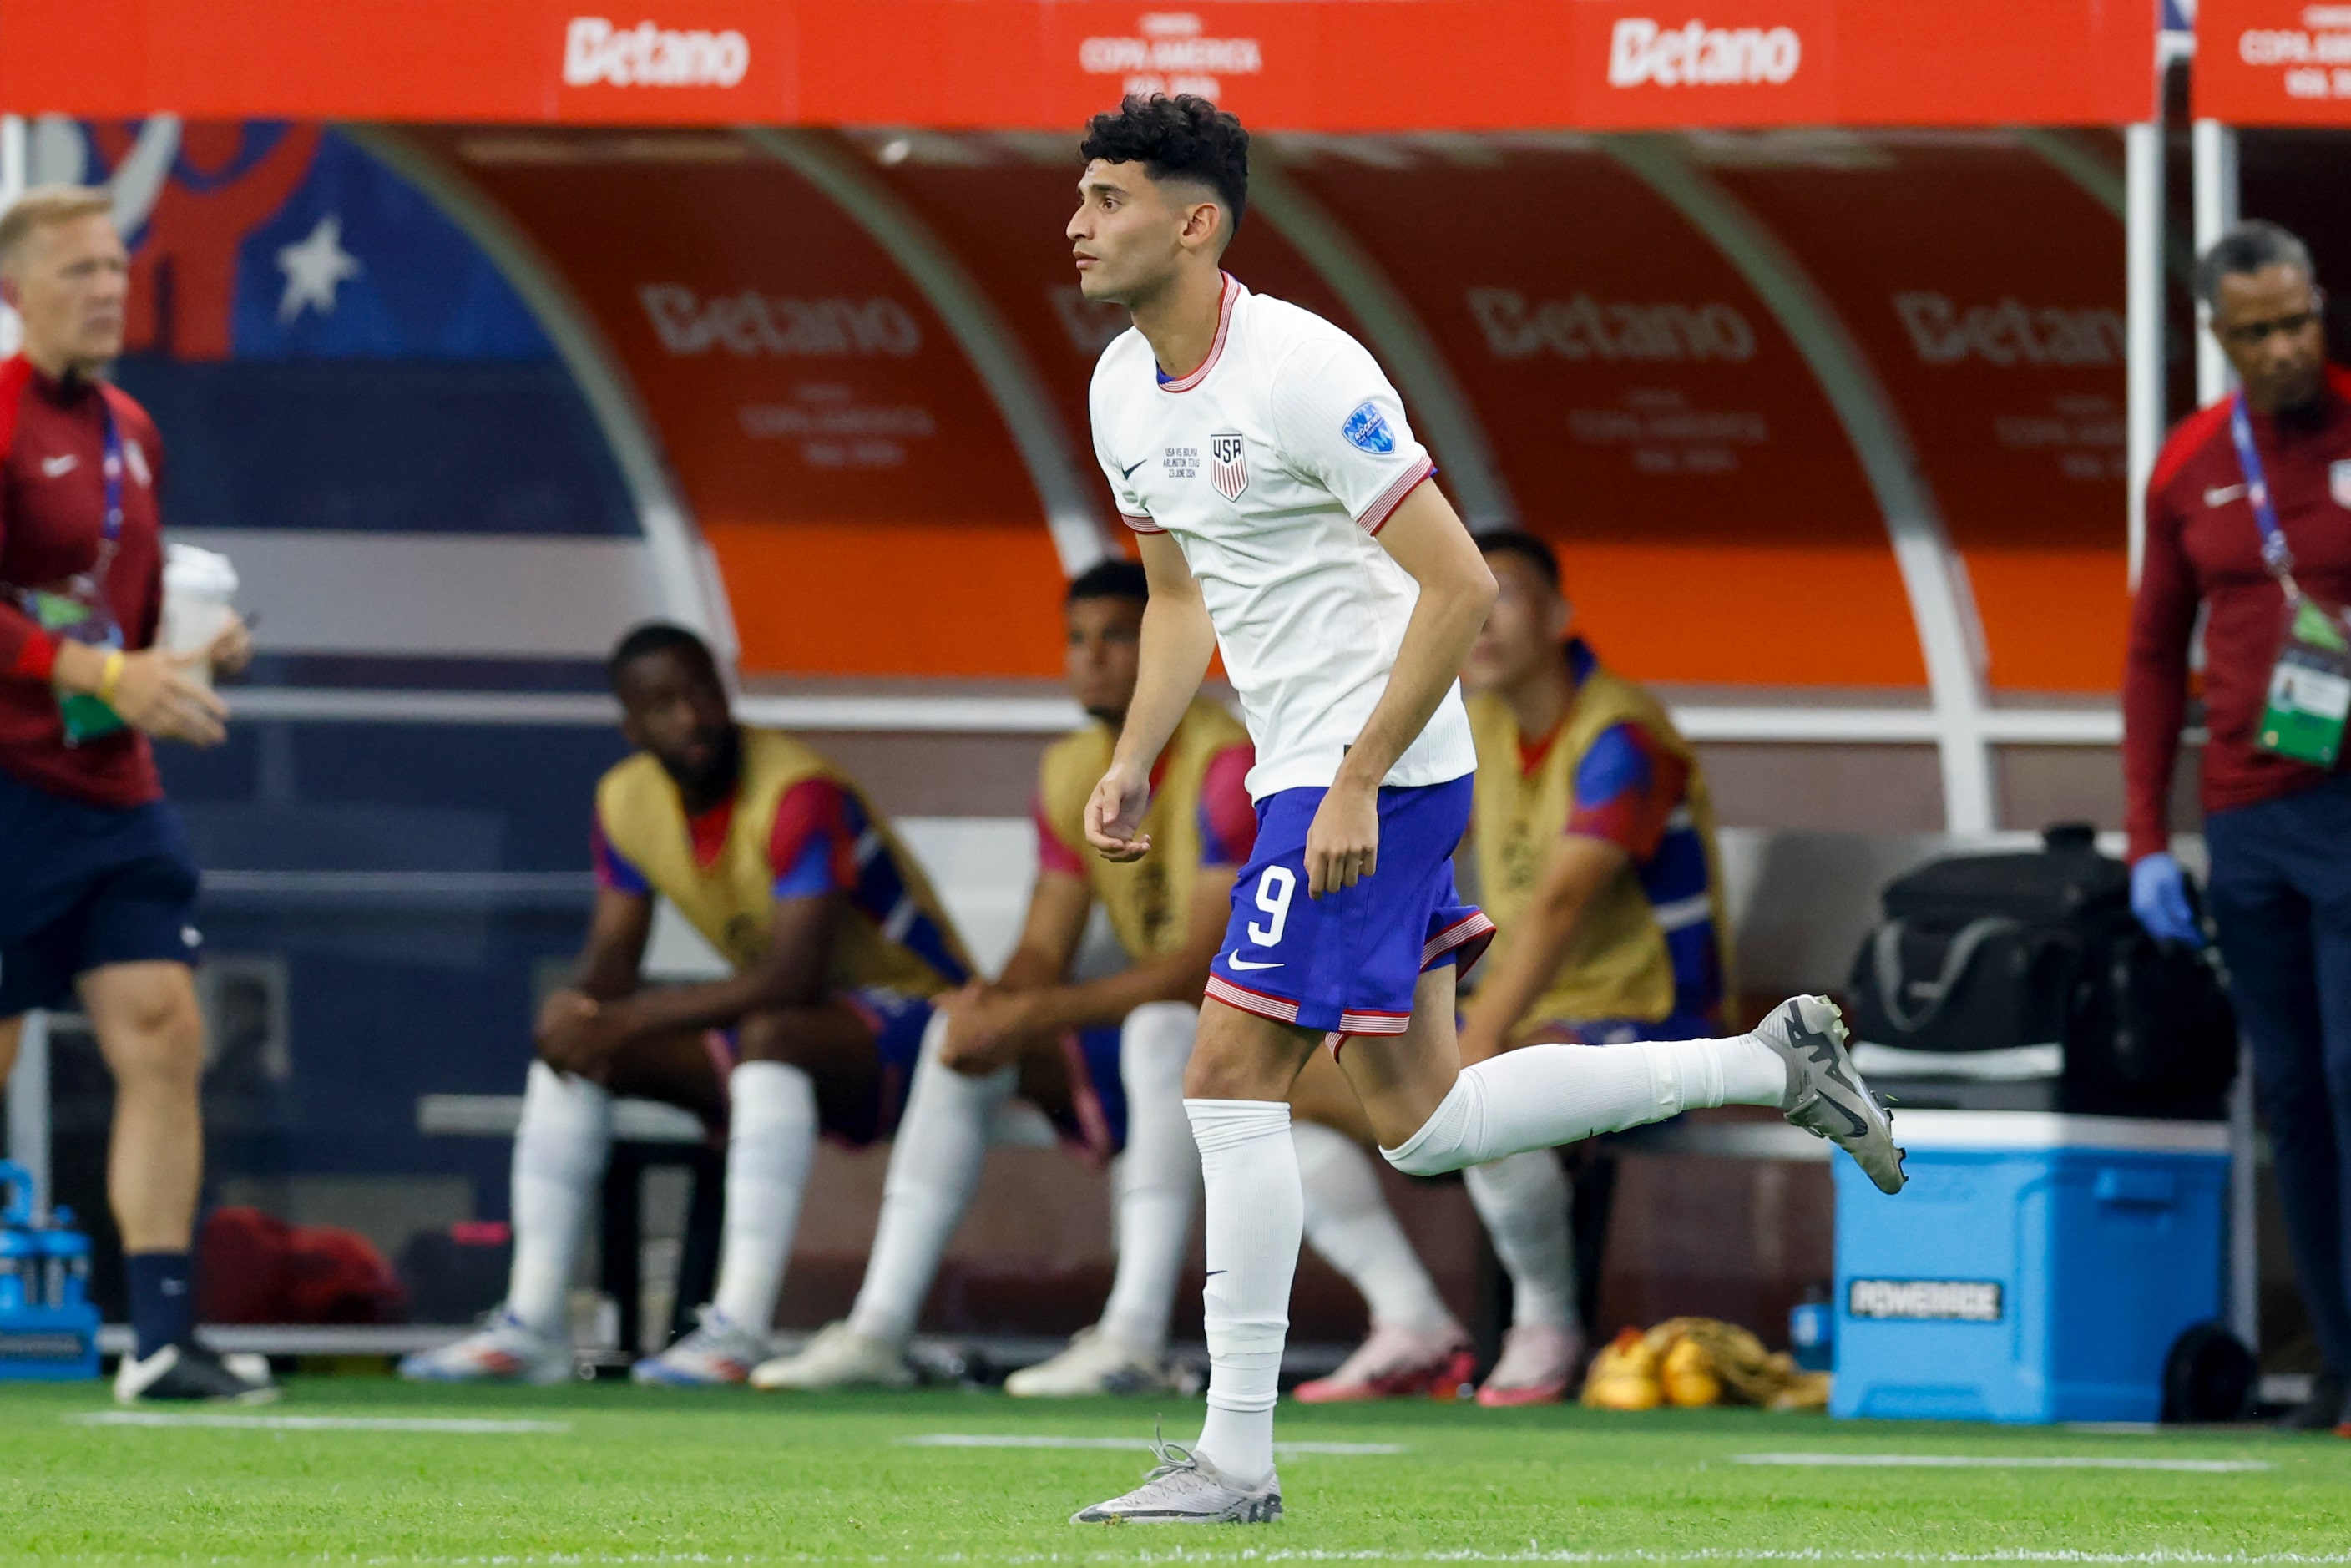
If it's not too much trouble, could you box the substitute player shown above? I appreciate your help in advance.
[748,559,1250,1394]
[400,624,971,1387]
[1064,96,1905,1525]
[0,186,266,1404]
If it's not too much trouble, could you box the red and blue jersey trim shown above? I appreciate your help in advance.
[1155,272,1240,394]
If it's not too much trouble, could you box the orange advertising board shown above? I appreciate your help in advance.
[1716,139,2133,695]
[0,1,2155,130]
[1281,142,1925,690]
[430,130,1068,679]
[2195,0,2351,124]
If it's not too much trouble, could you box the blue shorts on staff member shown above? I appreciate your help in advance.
[0,766,202,1016]
[1204,774,1494,1040]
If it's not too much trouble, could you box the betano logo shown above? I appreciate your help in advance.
[1607,17,1802,88]
[639,286,923,358]
[564,17,751,89]
[1468,287,1757,364]
[1893,292,2126,367]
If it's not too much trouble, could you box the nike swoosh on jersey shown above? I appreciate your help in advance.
[40,453,78,478]
[1121,458,1147,479]
[2204,483,2247,507]
[1226,954,1282,971]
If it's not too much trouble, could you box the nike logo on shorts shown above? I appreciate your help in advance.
[1121,458,1147,479]
[2205,483,2248,508]
[1226,954,1282,971]
[41,453,78,478]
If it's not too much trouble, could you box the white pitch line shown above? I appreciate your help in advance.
[1734,1453,2271,1474]
[900,1433,1405,1455]
[69,1411,571,1434]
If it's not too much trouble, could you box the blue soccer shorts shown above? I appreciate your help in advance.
[0,769,203,1017]
[1205,775,1494,1039]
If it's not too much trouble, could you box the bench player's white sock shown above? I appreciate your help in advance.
[1293,1118,1458,1335]
[1096,1003,1201,1357]
[848,1014,1014,1345]
[1464,1151,1575,1330]
[1383,1034,1782,1177]
[1186,1098,1298,1490]
[710,1060,819,1331]
[506,1061,613,1338]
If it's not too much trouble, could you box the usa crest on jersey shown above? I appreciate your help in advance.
[1210,431,1249,500]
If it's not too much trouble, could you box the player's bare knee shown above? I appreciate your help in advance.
[104,998,205,1098]
[533,1034,611,1086]
[734,1007,811,1068]
[1182,1050,1288,1102]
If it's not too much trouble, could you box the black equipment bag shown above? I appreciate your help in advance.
[1846,823,2237,1116]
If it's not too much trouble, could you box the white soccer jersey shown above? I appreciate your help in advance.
[1089,274,1478,801]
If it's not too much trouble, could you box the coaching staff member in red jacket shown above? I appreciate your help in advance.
[0,186,266,1403]
[2128,220,2351,1435]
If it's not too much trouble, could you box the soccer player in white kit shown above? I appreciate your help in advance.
[1065,96,1906,1526]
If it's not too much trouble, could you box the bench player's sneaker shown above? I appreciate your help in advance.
[1474,1321,1585,1408]
[400,1308,574,1385]
[1757,994,1907,1195]
[1004,1325,1176,1397]
[1293,1320,1474,1403]
[116,1343,279,1404]
[1070,1437,1282,1525]
[631,1306,771,1387]
[748,1319,915,1391]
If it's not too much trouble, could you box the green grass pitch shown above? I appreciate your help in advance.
[3,1376,2348,1564]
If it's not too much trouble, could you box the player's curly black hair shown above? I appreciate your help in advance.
[1475,529,1562,593]
[607,620,720,690]
[1080,94,1248,236]
[1066,558,1149,605]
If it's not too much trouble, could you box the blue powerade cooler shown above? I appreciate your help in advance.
[0,1161,101,1382]
[1830,1112,2228,1424]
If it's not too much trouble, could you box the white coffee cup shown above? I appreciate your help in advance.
[159,542,240,690]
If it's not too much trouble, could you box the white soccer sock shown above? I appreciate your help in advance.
[505,1061,614,1337]
[1463,1151,1576,1331]
[1187,1098,1299,1490]
[1096,1003,1201,1356]
[847,1014,1014,1345]
[1293,1118,1458,1335]
[1382,1033,1783,1177]
[710,1060,820,1331]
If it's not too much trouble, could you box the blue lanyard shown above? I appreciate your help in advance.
[2228,394,2295,579]
[97,396,124,546]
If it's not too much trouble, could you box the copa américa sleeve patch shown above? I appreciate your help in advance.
[1342,400,1396,454]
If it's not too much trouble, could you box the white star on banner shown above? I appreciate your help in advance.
[276,214,362,325]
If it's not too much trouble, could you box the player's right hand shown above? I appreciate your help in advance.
[109,648,230,747]
[1084,761,1154,862]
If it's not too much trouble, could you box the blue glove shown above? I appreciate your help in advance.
[2131,852,2206,948]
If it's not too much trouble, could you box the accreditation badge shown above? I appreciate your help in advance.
[2257,594,2351,769]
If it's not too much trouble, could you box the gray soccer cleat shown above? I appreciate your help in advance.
[1755,994,1907,1195]
[1071,1437,1282,1525]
